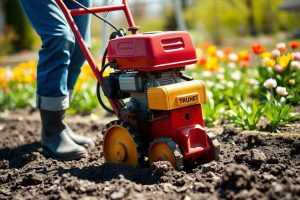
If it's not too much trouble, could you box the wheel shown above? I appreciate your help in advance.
[102,120,144,167]
[148,138,184,170]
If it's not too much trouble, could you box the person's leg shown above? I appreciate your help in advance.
[19,0,73,109]
[65,0,92,96]
[62,0,94,147]
[19,0,87,160]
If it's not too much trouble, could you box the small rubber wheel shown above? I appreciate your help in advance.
[148,138,184,170]
[103,121,139,167]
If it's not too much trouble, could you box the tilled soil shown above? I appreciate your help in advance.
[0,110,299,200]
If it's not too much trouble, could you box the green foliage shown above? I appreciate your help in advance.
[223,96,298,132]
[252,0,278,34]
[183,0,300,43]
[191,66,252,106]
[3,0,36,53]
[0,29,15,56]
[137,17,166,33]
[0,80,101,114]
[0,82,35,110]
[202,96,226,127]
[264,98,299,132]
[189,65,267,130]
[184,0,249,43]
[225,99,265,130]
[69,81,100,114]
[252,0,300,34]
[163,8,177,31]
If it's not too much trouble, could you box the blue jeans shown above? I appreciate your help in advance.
[19,0,91,111]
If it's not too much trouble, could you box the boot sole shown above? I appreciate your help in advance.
[42,146,88,161]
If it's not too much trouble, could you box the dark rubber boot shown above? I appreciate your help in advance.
[64,122,95,147]
[40,109,88,161]
[67,89,94,147]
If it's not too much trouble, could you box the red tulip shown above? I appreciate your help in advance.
[222,47,233,55]
[197,55,207,66]
[251,43,266,55]
[289,41,300,50]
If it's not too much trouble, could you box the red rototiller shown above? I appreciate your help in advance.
[56,0,220,169]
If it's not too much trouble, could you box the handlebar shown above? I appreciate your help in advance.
[68,0,137,34]
[55,0,137,115]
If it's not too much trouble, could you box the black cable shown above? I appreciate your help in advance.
[95,46,115,114]
[101,62,111,74]
[101,48,108,72]
[96,81,115,114]
[70,0,119,32]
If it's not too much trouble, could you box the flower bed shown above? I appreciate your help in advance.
[190,41,300,131]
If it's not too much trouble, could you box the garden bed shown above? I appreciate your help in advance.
[0,109,299,199]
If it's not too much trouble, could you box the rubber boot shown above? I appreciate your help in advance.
[66,89,95,147]
[40,109,88,160]
[64,122,95,147]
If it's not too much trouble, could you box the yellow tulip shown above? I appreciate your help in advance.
[207,45,217,56]
[205,56,219,71]
[27,60,36,69]
[262,57,276,68]
[24,75,35,84]
[11,61,37,83]
[278,54,292,68]
[289,79,296,85]
[260,52,271,59]
[237,50,248,59]
[75,81,83,92]
[0,68,7,88]
[80,63,94,79]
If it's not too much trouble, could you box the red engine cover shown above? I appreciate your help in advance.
[107,31,198,71]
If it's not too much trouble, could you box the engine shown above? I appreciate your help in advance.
[103,69,183,119]
[103,31,199,119]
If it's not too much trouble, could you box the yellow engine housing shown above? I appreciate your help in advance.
[147,80,207,110]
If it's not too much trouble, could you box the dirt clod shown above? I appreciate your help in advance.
[21,172,43,186]
[220,164,256,191]
[0,160,9,169]
[222,126,238,136]
[249,149,267,165]
[110,188,126,200]
[291,141,300,155]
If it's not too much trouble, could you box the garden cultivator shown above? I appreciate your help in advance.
[56,0,220,170]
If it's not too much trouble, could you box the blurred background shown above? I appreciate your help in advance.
[0,0,300,63]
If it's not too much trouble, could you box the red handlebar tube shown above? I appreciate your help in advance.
[70,5,125,15]
[55,0,138,116]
